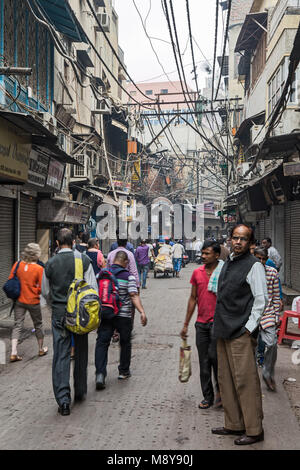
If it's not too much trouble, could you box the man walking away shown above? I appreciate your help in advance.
[180,241,223,409]
[172,240,185,278]
[254,247,281,392]
[41,228,97,416]
[211,224,268,445]
[110,230,135,254]
[135,240,150,289]
[261,238,282,272]
[95,250,147,389]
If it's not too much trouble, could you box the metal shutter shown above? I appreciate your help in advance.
[290,201,300,291]
[20,194,36,254]
[285,203,291,287]
[0,197,15,310]
[259,219,265,243]
[264,216,271,239]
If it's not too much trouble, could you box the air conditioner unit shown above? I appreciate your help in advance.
[91,98,111,114]
[93,0,105,7]
[95,13,110,32]
[250,124,264,144]
[73,154,88,178]
[38,112,58,136]
[237,162,252,179]
[87,150,97,168]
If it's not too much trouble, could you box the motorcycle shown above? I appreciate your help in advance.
[195,251,202,264]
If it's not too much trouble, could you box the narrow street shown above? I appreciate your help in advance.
[0,263,299,451]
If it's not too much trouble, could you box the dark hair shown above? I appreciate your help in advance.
[218,238,225,245]
[202,240,221,255]
[262,237,272,244]
[113,250,128,263]
[80,231,90,244]
[230,224,255,244]
[118,238,128,248]
[254,247,268,258]
[57,228,74,247]
[88,238,99,249]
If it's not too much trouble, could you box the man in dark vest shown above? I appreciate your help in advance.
[41,228,97,416]
[211,224,268,445]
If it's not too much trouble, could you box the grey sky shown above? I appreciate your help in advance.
[114,0,224,91]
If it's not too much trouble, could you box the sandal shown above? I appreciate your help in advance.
[198,399,213,409]
[10,355,23,362]
[38,347,48,357]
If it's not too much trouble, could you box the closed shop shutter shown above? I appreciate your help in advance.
[259,219,265,243]
[264,216,271,239]
[0,197,15,310]
[285,203,291,287]
[290,201,300,291]
[20,194,36,254]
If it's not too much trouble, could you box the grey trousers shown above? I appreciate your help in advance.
[52,315,89,407]
[260,325,277,381]
[12,301,44,341]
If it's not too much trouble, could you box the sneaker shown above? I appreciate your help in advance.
[118,373,131,380]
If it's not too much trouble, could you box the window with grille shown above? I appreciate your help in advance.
[268,57,299,116]
[73,155,86,177]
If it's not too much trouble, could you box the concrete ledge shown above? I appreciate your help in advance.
[0,307,14,328]
[282,286,300,306]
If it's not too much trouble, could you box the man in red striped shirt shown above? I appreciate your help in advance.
[254,247,281,392]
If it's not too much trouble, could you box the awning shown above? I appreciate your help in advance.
[235,12,267,52]
[0,110,56,139]
[33,0,88,43]
[31,135,84,166]
[235,111,265,139]
[258,132,300,159]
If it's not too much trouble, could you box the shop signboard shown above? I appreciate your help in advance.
[38,200,90,224]
[27,150,49,187]
[0,118,31,182]
[46,158,65,191]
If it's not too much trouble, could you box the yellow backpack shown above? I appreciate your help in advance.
[65,252,100,335]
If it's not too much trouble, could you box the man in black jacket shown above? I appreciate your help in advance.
[211,224,268,445]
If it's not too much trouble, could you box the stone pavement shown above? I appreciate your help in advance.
[0,264,300,450]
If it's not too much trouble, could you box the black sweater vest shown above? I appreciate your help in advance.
[213,252,259,340]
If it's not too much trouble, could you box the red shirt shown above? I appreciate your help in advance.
[190,265,217,324]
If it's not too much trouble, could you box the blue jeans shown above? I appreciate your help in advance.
[95,316,132,376]
[137,263,149,288]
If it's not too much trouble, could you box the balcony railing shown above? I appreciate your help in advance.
[269,0,300,40]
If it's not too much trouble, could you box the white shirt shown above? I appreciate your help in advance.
[194,240,203,252]
[268,246,282,269]
[229,253,269,333]
[171,243,184,258]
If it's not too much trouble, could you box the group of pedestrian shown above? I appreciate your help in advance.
[7,228,148,417]
[181,224,283,445]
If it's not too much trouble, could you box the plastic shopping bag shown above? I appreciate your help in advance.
[178,339,191,383]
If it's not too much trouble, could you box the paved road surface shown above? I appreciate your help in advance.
[0,264,299,450]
